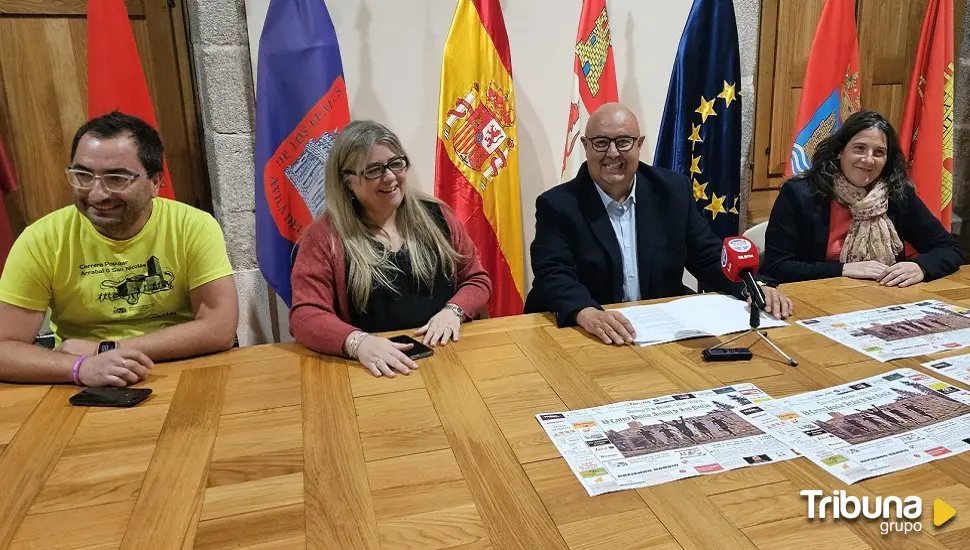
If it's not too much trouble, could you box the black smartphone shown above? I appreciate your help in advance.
[69,387,152,408]
[701,347,753,362]
[389,335,435,360]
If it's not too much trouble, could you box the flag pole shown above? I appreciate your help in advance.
[267,287,281,344]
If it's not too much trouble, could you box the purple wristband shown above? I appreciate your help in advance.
[72,355,88,386]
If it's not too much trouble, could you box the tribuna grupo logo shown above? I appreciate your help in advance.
[801,490,956,535]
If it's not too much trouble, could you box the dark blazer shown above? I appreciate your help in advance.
[761,177,962,283]
[524,162,748,327]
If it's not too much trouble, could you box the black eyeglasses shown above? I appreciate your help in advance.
[584,135,640,153]
[65,168,146,192]
[344,156,409,180]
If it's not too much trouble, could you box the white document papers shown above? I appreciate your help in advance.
[796,300,970,362]
[536,384,800,496]
[742,368,970,485]
[614,294,787,347]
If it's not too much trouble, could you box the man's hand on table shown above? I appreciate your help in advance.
[576,307,636,345]
[77,349,154,387]
[758,287,793,320]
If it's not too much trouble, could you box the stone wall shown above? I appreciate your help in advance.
[186,0,279,345]
[186,0,257,270]
[735,0,760,232]
[955,6,970,257]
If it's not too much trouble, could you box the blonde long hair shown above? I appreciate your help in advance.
[323,120,462,312]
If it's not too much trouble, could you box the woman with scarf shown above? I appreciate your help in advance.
[761,110,960,287]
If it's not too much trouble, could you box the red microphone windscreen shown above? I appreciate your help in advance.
[720,237,760,283]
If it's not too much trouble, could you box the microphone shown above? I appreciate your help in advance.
[720,236,766,311]
[706,236,798,367]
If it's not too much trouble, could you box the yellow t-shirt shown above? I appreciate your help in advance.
[0,198,234,343]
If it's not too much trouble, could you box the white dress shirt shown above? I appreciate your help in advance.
[594,177,640,302]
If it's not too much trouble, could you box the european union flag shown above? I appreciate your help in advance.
[654,0,741,239]
[255,0,350,306]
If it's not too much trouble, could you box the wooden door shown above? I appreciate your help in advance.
[747,0,961,224]
[858,0,931,128]
[0,0,208,233]
[749,0,827,222]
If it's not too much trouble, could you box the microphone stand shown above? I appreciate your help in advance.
[706,298,799,367]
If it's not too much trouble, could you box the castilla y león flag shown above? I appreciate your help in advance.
[560,0,618,182]
[786,0,860,178]
[435,0,524,317]
[87,0,175,199]
[899,0,953,231]
[255,0,351,306]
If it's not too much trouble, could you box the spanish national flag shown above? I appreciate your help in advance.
[435,0,524,317]
[899,0,953,231]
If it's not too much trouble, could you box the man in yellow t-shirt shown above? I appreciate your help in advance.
[0,111,238,387]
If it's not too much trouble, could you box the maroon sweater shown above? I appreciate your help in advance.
[289,205,492,356]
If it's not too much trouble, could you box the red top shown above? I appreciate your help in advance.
[289,203,492,356]
[825,200,853,261]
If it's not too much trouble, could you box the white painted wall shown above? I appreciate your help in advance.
[243,0,694,291]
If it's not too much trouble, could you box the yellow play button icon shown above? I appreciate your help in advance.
[934,499,956,527]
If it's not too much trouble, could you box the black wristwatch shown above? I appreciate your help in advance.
[97,340,118,354]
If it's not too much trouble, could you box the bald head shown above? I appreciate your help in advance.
[586,103,640,137]
[581,103,644,202]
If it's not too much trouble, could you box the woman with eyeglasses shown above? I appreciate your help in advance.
[761,109,960,286]
[289,120,491,378]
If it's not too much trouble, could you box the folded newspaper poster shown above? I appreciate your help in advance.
[923,353,970,386]
[536,384,799,496]
[741,368,970,485]
[796,300,970,362]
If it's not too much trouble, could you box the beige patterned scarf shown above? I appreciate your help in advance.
[833,174,903,266]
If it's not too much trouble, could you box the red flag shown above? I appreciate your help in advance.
[786,0,861,178]
[560,0,618,181]
[87,0,175,199]
[899,0,953,231]
[0,131,18,270]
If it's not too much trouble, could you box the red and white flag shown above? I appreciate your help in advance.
[899,0,953,231]
[560,0,618,182]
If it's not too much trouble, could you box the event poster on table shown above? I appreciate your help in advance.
[740,368,970,485]
[536,384,799,496]
[796,300,970,362]
[922,353,970,386]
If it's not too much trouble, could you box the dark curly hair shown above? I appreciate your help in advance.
[794,109,911,201]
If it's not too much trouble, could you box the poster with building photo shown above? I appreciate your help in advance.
[922,353,970,386]
[796,300,970,362]
[536,384,799,496]
[741,368,970,485]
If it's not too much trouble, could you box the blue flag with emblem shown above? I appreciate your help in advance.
[255,0,350,306]
[653,0,741,239]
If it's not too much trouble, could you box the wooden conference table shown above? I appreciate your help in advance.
[4,270,970,549]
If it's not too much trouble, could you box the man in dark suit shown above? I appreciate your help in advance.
[524,103,792,345]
